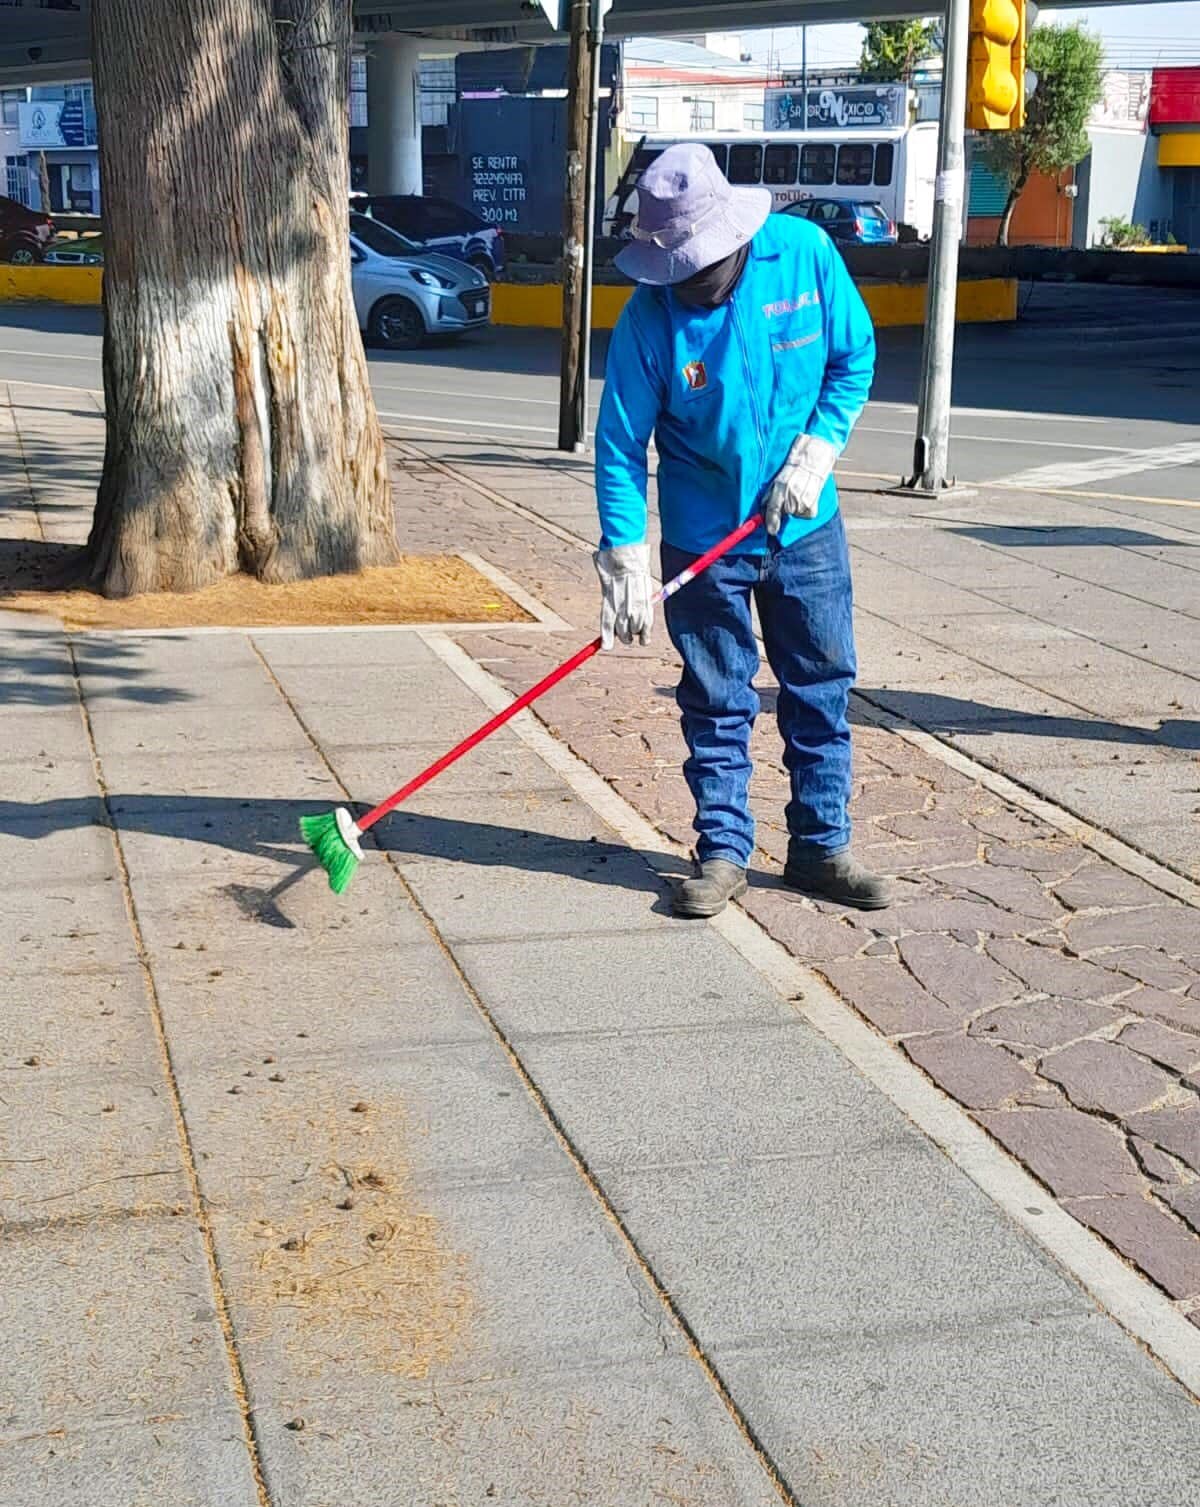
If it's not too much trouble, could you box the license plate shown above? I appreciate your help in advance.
[464,292,488,318]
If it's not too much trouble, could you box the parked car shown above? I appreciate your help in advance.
[351,194,505,280]
[0,195,54,264]
[44,234,104,265]
[350,212,490,350]
[782,198,898,247]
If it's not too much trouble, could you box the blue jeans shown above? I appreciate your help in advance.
[661,514,856,869]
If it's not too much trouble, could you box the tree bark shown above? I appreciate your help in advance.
[87,0,396,596]
[996,174,1027,247]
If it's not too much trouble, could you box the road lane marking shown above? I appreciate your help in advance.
[856,424,1125,452]
[869,401,1109,425]
[997,441,1200,490]
[0,346,99,362]
[376,408,556,437]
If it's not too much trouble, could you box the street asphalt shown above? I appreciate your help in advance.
[3,282,1199,505]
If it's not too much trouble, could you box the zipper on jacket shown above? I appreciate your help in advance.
[730,299,767,498]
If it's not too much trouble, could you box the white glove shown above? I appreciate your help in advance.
[763,434,839,536]
[593,543,654,651]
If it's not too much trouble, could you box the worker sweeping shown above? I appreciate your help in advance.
[594,142,890,919]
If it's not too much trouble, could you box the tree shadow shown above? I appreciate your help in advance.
[0,623,195,709]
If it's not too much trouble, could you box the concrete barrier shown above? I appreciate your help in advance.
[1,264,102,304]
[489,276,1017,329]
[1,260,1017,330]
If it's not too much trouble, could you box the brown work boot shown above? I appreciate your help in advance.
[672,859,748,919]
[784,851,892,910]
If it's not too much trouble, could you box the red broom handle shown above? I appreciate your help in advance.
[357,512,764,833]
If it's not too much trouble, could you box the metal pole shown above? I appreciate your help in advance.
[558,0,589,453]
[801,27,808,130]
[557,0,607,454]
[907,0,970,492]
[576,0,607,451]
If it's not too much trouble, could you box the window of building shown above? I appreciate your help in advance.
[873,141,895,187]
[689,98,715,131]
[837,143,875,187]
[5,155,30,206]
[350,54,368,128]
[629,95,658,129]
[728,143,763,185]
[743,101,764,131]
[763,143,799,186]
[800,143,835,186]
[2,89,24,128]
[419,58,454,127]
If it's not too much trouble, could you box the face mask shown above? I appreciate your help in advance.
[672,243,749,309]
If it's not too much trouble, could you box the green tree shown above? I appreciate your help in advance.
[859,21,940,81]
[981,22,1105,247]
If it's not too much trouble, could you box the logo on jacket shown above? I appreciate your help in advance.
[682,360,708,391]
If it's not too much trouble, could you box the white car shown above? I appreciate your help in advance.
[350,211,490,350]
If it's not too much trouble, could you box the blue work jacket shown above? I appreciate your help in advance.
[595,212,876,556]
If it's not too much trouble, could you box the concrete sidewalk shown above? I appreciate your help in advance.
[3,383,1200,1504]
[3,613,1199,1507]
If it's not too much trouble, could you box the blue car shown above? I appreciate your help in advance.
[782,198,898,246]
[352,195,506,280]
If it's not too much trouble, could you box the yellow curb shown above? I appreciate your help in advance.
[0,262,1019,330]
[0,263,103,304]
[490,276,1018,329]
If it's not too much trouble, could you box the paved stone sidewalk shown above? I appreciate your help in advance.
[385,432,1200,1325]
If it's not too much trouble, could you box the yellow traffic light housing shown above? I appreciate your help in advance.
[967,0,1027,131]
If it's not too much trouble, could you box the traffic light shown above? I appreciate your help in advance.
[967,0,1030,131]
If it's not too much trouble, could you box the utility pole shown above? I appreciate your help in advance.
[558,0,607,453]
[906,0,970,492]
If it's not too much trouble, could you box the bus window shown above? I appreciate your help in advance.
[631,146,663,175]
[763,143,799,185]
[705,142,729,174]
[800,143,835,186]
[728,143,764,184]
[873,141,895,186]
[837,144,875,187]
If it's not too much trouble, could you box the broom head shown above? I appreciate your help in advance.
[300,806,364,894]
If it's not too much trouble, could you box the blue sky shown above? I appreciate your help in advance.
[741,4,1200,69]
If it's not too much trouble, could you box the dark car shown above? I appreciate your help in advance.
[783,198,898,247]
[352,195,505,280]
[0,195,54,264]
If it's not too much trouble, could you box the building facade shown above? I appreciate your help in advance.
[2,80,99,214]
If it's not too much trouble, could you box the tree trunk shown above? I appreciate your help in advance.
[996,174,1027,248]
[87,0,396,596]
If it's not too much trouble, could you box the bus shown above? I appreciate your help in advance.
[603,125,939,241]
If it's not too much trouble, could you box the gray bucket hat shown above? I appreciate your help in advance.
[614,141,772,287]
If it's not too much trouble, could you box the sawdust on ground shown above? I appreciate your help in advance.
[0,539,532,631]
[237,1084,474,1383]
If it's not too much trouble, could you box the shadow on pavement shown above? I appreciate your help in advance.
[856,688,1200,751]
[947,525,1194,550]
[0,625,194,709]
[0,794,681,902]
